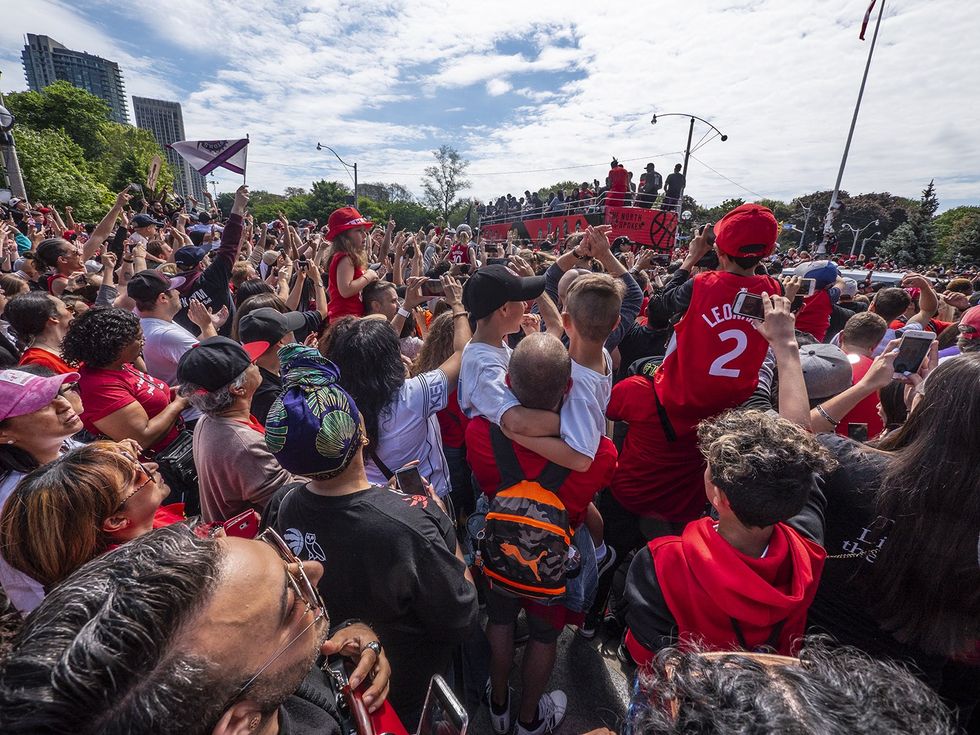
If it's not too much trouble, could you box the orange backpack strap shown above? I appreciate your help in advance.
[489,424,571,493]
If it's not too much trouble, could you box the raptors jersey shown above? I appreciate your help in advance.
[448,242,472,264]
[655,271,780,423]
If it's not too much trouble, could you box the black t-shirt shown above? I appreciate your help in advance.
[804,435,946,685]
[664,172,686,197]
[278,665,343,735]
[251,366,283,426]
[615,321,670,383]
[269,484,478,720]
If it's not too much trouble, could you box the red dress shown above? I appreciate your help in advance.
[327,252,365,322]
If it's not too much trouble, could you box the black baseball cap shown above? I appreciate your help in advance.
[463,264,545,321]
[239,307,306,345]
[133,213,165,228]
[174,246,209,269]
[126,269,185,302]
[176,336,270,392]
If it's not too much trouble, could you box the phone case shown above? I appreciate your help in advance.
[222,509,261,539]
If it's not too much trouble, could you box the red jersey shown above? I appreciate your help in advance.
[465,416,616,527]
[795,289,832,341]
[19,348,75,375]
[655,271,780,422]
[436,391,469,449]
[836,354,885,440]
[327,252,365,322]
[447,243,472,265]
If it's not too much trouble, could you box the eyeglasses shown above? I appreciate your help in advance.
[115,457,157,511]
[233,528,326,699]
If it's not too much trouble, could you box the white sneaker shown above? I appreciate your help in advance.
[515,690,567,735]
[485,680,512,735]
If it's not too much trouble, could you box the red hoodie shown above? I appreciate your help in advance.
[794,289,832,341]
[626,517,825,663]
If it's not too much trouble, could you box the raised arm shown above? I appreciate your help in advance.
[85,189,132,260]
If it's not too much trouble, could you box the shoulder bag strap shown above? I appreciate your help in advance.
[489,424,525,490]
[367,444,395,481]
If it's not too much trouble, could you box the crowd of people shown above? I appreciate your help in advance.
[0,185,977,735]
[478,160,687,223]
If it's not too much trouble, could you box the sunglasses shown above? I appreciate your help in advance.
[233,528,326,698]
[115,454,158,511]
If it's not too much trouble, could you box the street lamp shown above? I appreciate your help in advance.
[842,218,880,257]
[0,105,13,132]
[316,143,358,205]
[797,202,813,250]
[859,231,881,259]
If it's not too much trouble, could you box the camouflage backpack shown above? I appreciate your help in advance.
[478,426,571,599]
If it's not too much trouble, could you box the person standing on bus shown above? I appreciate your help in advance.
[606,159,629,209]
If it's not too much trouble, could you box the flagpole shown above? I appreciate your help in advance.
[243,133,249,185]
[817,0,886,254]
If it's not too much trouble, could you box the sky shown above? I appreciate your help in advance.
[2,0,979,211]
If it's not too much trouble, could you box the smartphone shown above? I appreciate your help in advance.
[421,279,445,298]
[297,258,309,271]
[696,249,719,269]
[128,183,142,193]
[368,262,382,271]
[732,291,765,320]
[799,277,817,297]
[458,264,472,275]
[701,223,717,246]
[395,464,426,496]
[417,675,467,735]
[892,330,936,376]
[222,509,261,539]
[487,257,510,266]
[846,423,869,443]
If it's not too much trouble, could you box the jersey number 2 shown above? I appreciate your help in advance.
[708,329,747,378]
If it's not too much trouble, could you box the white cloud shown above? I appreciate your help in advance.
[486,78,512,96]
[2,0,979,210]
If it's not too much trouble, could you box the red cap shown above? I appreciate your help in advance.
[714,203,778,258]
[325,207,373,241]
[959,305,980,340]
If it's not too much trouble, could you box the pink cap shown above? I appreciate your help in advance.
[0,369,79,422]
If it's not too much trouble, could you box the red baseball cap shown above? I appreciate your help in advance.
[958,305,980,340]
[325,207,373,241]
[714,203,778,258]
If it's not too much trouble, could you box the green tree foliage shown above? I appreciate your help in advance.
[877,181,939,265]
[97,123,176,194]
[422,145,471,219]
[933,206,980,260]
[12,127,112,220]
[536,180,585,199]
[942,210,980,265]
[5,81,112,160]
[384,200,436,231]
[307,180,353,221]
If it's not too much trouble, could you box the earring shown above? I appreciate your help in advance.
[4,440,13,445]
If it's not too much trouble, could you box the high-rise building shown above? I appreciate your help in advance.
[132,96,207,201]
[22,34,129,125]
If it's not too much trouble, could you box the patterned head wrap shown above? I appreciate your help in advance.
[264,344,363,480]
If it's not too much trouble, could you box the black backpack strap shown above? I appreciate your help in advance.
[730,617,786,652]
[647,375,677,442]
[367,444,395,481]
[490,424,571,493]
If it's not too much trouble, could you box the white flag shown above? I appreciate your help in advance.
[169,138,248,176]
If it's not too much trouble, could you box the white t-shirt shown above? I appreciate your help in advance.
[458,340,520,424]
[560,349,613,460]
[366,369,453,497]
[140,317,201,422]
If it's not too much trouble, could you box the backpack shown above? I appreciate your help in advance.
[477,426,571,599]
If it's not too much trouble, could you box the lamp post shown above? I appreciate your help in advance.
[797,202,813,250]
[651,113,727,249]
[843,218,879,257]
[316,143,358,206]
[859,231,881,258]
[0,91,27,200]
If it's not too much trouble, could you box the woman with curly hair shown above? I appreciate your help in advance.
[61,307,188,452]
[625,409,833,661]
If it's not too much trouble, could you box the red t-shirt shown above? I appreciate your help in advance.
[436,391,469,449]
[465,416,616,527]
[836,354,885,440]
[18,347,75,375]
[327,252,365,322]
[794,290,833,341]
[888,317,952,334]
[655,271,780,424]
[77,364,179,452]
[608,167,629,193]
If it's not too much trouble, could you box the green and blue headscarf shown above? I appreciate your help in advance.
[265,344,363,480]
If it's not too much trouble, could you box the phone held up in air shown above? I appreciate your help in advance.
[892,330,935,376]
[395,464,426,496]
[798,277,817,297]
[732,291,766,321]
[420,279,445,298]
[416,675,468,735]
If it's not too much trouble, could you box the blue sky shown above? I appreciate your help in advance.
[2,0,979,211]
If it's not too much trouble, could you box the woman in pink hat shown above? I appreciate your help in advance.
[324,206,379,322]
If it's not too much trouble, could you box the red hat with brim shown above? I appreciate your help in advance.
[325,207,373,241]
[714,203,778,258]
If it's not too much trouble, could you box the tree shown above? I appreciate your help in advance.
[421,145,471,220]
[384,200,437,232]
[96,123,175,195]
[307,180,353,222]
[877,181,938,265]
[5,81,112,160]
[536,180,585,199]
[933,206,980,260]
[283,186,307,198]
[12,127,112,220]
[943,210,980,266]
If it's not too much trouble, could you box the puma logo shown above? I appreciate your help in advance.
[500,543,547,582]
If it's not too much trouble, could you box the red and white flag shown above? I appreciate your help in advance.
[859,0,878,40]
[169,138,249,176]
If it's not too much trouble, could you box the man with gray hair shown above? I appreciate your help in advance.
[176,336,299,522]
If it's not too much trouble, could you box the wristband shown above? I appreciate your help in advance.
[397,307,411,319]
[452,310,469,319]
[815,404,840,427]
